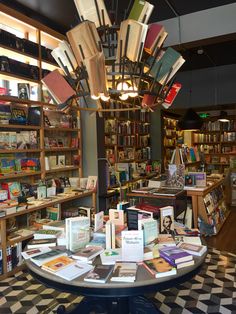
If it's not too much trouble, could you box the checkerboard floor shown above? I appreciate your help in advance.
[0,247,236,313]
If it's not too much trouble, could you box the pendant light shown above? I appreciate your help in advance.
[178,108,203,131]
[218,111,229,122]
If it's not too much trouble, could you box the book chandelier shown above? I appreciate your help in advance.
[50,0,185,112]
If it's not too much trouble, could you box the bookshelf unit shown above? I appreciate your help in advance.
[161,110,182,170]
[0,5,86,278]
[98,105,158,210]
[193,116,236,174]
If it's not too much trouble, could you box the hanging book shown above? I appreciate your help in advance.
[128,0,154,24]
[144,23,168,55]
[41,69,75,105]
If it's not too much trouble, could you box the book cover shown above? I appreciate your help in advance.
[27,238,57,249]
[109,209,125,226]
[10,107,27,125]
[86,176,97,191]
[33,229,62,239]
[21,247,51,260]
[177,242,207,256]
[54,261,93,281]
[42,255,75,272]
[71,246,104,262]
[100,248,121,265]
[159,246,193,264]
[66,216,90,252]
[138,218,158,246]
[41,69,75,104]
[30,249,67,267]
[143,257,177,278]
[159,206,175,235]
[111,261,137,282]
[94,211,104,232]
[17,83,30,100]
[121,230,143,262]
[144,23,167,54]
[84,264,113,283]
[128,0,154,24]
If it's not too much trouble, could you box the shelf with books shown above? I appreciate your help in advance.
[0,71,40,84]
[44,127,79,132]
[0,171,42,180]
[45,166,78,174]
[44,147,78,152]
[0,124,41,130]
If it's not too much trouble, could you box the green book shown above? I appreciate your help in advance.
[147,47,181,83]
[128,0,146,21]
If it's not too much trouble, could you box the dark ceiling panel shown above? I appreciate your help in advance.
[1,0,236,71]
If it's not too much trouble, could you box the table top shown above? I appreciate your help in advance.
[25,252,207,298]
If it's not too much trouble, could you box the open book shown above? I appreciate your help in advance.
[67,21,100,65]
[51,40,78,74]
[144,23,168,55]
[117,19,148,62]
[41,69,75,104]
[128,0,154,24]
[83,52,108,97]
[146,47,185,85]
[74,0,111,28]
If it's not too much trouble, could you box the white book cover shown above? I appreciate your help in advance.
[105,220,112,250]
[30,250,67,267]
[109,209,125,226]
[121,230,143,262]
[94,211,104,232]
[68,217,90,252]
[138,218,158,246]
[74,0,111,28]
[55,261,93,281]
[159,206,174,235]
[21,247,51,260]
[100,248,121,265]
[51,40,77,74]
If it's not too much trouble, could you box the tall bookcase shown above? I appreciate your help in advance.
[0,4,90,279]
[98,104,158,211]
[193,116,236,174]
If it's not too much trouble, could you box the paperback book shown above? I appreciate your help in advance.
[27,238,57,249]
[177,242,207,256]
[159,246,193,265]
[110,261,137,282]
[84,265,113,283]
[42,256,75,273]
[100,248,121,265]
[30,249,67,267]
[71,246,104,262]
[21,247,51,260]
[54,261,93,281]
[143,257,177,278]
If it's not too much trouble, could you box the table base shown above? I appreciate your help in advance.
[57,296,161,314]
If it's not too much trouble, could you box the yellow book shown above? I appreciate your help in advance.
[42,256,75,273]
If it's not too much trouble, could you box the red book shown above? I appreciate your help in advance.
[144,23,167,54]
[42,69,75,104]
[162,83,182,109]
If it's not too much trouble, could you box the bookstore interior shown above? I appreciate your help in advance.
[0,0,236,313]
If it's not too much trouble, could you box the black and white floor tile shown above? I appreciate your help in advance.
[0,247,236,313]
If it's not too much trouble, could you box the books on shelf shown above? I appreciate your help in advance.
[110,261,137,282]
[143,257,177,278]
[177,242,207,256]
[54,261,93,281]
[159,246,193,265]
[42,256,75,273]
[100,248,122,265]
[30,249,67,267]
[84,265,113,283]
[128,0,154,24]
[71,246,104,262]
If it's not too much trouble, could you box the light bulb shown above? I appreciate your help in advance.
[100,94,110,101]
[91,94,100,100]
[128,85,138,97]
[119,93,129,101]
[117,82,129,91]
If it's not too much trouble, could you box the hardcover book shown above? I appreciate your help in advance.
[66,216,90,252]
[41,69,75,104]
[128,0,154,24]
[144,23,167,55]
[143,257,177,278]
[121,230,143,262]
[84,264,113,283]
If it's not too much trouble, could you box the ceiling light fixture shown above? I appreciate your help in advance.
[178,108,203,131]
[218,110,229,122]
